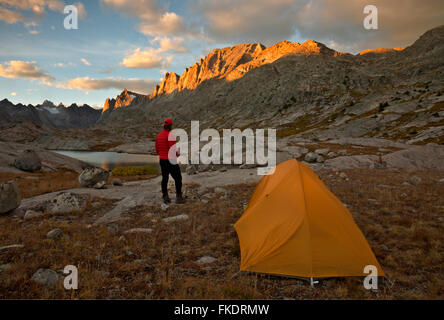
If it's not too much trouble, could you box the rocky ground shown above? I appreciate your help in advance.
[0,166,442,299]
[0,26,443,299]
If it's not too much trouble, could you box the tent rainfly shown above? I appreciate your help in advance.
[234,159,384,279]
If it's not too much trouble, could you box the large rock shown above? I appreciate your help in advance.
[304,152,318,163]
[13,150,42,172]
[47,228,63,239]
[162,214,189,223]
[31,268,61,288]
[0,181,21,214]
[186,165,198,175]
[196,256,217,265]
[78,167,110,188]
[39,192,89,214]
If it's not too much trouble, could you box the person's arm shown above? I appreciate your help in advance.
[155,136,159,155]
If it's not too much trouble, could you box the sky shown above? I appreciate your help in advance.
[0,0,443,109]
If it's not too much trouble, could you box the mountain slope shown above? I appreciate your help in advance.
[98,25,444,146]
[0,99,101,129]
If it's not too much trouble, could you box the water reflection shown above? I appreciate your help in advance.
[53,150,160,171]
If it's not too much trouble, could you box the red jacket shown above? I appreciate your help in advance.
[155,129,177,160]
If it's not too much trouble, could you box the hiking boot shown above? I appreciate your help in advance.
[163,194,171,204]
[176,193,186,204]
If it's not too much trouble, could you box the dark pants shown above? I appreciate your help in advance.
[159,159,182,196]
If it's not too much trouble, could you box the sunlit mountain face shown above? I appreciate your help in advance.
[1,0,443,108]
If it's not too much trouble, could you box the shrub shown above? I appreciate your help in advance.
[111,165,159,176]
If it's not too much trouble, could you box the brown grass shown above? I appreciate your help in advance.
[0,169,81,199]
[0,169,160,199]
[0,169,443,299]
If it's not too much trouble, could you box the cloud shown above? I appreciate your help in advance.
[57,77,156,94]
[80,58,92,66]
[10,92,18,97]
[194,0,301,45]
[151,36,189,53]
[120,36,189,70]
[193,0,444,52]
[101,0,190,37]
[73,2,87,19]
[53,62,75,67]
[0,7,25,23]
[0,0,87,31]
[120,48,172,69]
[0,60,55,84]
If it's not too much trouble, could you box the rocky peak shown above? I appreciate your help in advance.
[102,97,116,114]
[115,88,138,108]
[150,43,266,97]
[359,47,406,55]
[41,100,55,107]
[150,39,341,97]
[298,40,336,55]
[0,98,12,105]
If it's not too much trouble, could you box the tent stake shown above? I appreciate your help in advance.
[310,277,319,287]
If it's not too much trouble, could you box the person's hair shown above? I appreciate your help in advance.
[164,124,172,131]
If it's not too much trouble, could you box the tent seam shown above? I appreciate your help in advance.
[297,161,314,277]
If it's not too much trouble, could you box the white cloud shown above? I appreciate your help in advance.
[54,62,75,68]
[120,35,189,70]
[0,1,87,29]
[151,36,189,53]
[57,76,156,94]
[0,7,25,23]
[120,48,172,69]
[101,0,190,37]
[80,58,92,66]
[193,0,444,52]
[0,60,55,84]
[194,0,300,45]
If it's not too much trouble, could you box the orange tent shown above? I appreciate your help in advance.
[234,159,384,278]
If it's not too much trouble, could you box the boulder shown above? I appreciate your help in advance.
[31,268,60,288]
[93,181,106,189]
[40,192,89,214]
[304,152,318,163]
[327,152,337,158]
[186,165,198,175]
[0,181,21,214]
[78,167,109,188]
[46,228,63,239]
[196,256,217,265]
[13,150,41,172]
[24,210,43,220]
[162,214,189,223]
[315,148,330,156]
[337,150,348,156]
[316,155,325,163]
[409,175,422,185]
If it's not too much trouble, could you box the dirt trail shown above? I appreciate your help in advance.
[17,168,261,225]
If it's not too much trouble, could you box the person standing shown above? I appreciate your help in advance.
[155,118,185,204]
